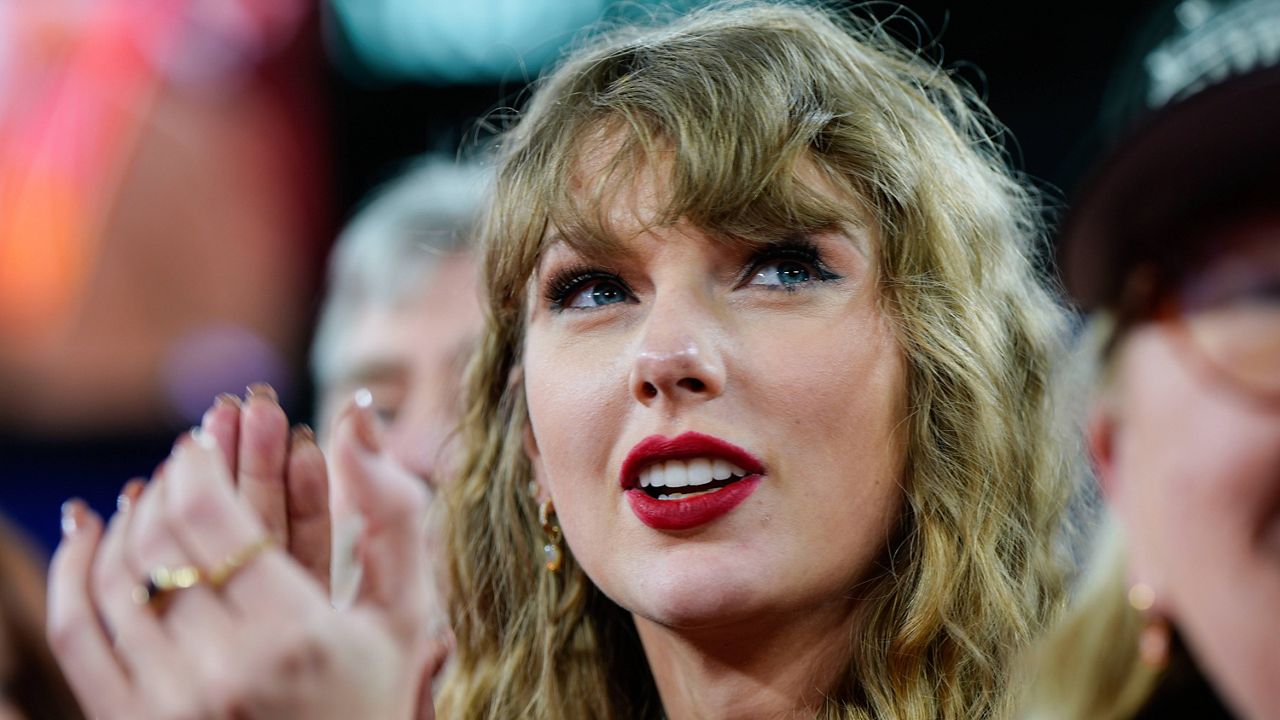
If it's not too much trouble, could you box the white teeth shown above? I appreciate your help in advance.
[687,458,712,487]
[711,459,732,481]
[638,457,751,488]
[663,460,689,487]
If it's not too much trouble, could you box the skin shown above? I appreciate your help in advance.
[523,154,908,719]
[47,390,445,719]
[315,253,481,612]
[1091,215,1280,719]
[315,252,481,493]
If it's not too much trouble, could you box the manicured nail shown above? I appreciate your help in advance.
[215,392,242,409]
[246,382,278,403]
[117,479,145,513]
[290,423,317,446]
[191,426,218,450]
[61,499,86,536]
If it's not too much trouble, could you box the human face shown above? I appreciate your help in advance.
[318,253,481,493]
[1100,215,1280,719]
[521,160,908,635]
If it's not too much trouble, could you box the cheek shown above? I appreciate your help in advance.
[1114,335,1280,595]
[522,334,630,495]
[742,309,906,437]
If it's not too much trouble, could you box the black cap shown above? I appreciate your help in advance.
[1060,0,1280,309]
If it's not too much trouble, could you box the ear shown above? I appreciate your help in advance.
[1087,402,1120,500]
[523,422,551,504]
[511,363,550,504]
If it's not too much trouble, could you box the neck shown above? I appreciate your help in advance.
[635,598,859,720]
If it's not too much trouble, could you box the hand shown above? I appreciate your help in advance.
[197,385,331,591]
[47,399,444,720]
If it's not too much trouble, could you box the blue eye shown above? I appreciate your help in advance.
[545,269,635,311]
[742,240,838,291]
[749,259,814,287]
[565,278,631,308]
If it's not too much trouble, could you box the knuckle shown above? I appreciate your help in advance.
[272,628,332,681]
[171,484,221,531]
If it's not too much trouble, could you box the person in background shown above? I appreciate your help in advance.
[1025,1,1280,718]
[0,515,82,719]
[308,156,486,608]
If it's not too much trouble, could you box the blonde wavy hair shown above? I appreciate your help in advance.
[440,3,1076,718]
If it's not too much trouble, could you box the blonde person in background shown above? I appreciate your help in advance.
[1024,1,1280,718]
[309,157,486,610]
[46,4,1079,718]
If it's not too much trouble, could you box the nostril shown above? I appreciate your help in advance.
[641,381,659,399]
[677,377,706,393]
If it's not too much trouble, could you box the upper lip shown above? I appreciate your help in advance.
[619,431,765,489]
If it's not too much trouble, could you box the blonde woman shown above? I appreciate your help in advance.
[48,3,1076,719]
[1024,1,1280,718]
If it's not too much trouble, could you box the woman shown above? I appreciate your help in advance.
[1023,1,1280,717]
[441,4,1075,718]
[48,4,1076,718]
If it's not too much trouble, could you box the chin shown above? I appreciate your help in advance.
[617,551,776,630]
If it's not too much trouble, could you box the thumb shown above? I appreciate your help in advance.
[328,392,433,630]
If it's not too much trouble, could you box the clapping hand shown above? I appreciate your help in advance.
[47,389,446,719]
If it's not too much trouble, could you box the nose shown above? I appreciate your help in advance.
[629,295,726,406]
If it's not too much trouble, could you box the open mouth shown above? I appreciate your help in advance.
[636,458,752,500]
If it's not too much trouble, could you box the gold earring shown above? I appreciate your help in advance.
[539,499,563,573]
[1128,583,1170,668]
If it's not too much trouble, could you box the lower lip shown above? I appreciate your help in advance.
[625,476,761,531]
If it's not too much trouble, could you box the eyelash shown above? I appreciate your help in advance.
[543,266,631,310]
[737,238,840,289]
[541,238,841,310]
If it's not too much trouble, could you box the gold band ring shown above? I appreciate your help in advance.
[206,538,274,589]
[133,564,203,611]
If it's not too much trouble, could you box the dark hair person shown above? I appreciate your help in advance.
[1025,1,1280,718]
[0,516,82,720]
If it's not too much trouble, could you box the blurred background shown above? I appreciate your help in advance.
[0,0,1154,555]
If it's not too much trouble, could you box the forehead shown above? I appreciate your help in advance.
[331,254,481,379]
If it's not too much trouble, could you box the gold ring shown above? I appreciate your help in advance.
[133,564,203,611]
[207,538,274,588]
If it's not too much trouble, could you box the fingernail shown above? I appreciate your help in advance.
[191,426,218,451]
[215,392,242,409]
[290,423,317,446]
[246,382,279,403]
[117,479,145,513]
[61,499,85,536]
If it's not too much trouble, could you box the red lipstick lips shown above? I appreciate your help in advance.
[620,432,764,531]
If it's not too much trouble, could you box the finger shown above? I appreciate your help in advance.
[47,500,135,718]
[90,480,190,694]
[329,395,432,629]
[124,468,236,663]
[285,424,331,590]
[201,393,242,475]
[238,383,290,546]
[165,429,326,618]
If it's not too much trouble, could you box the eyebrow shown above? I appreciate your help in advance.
[332,360,409,389]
